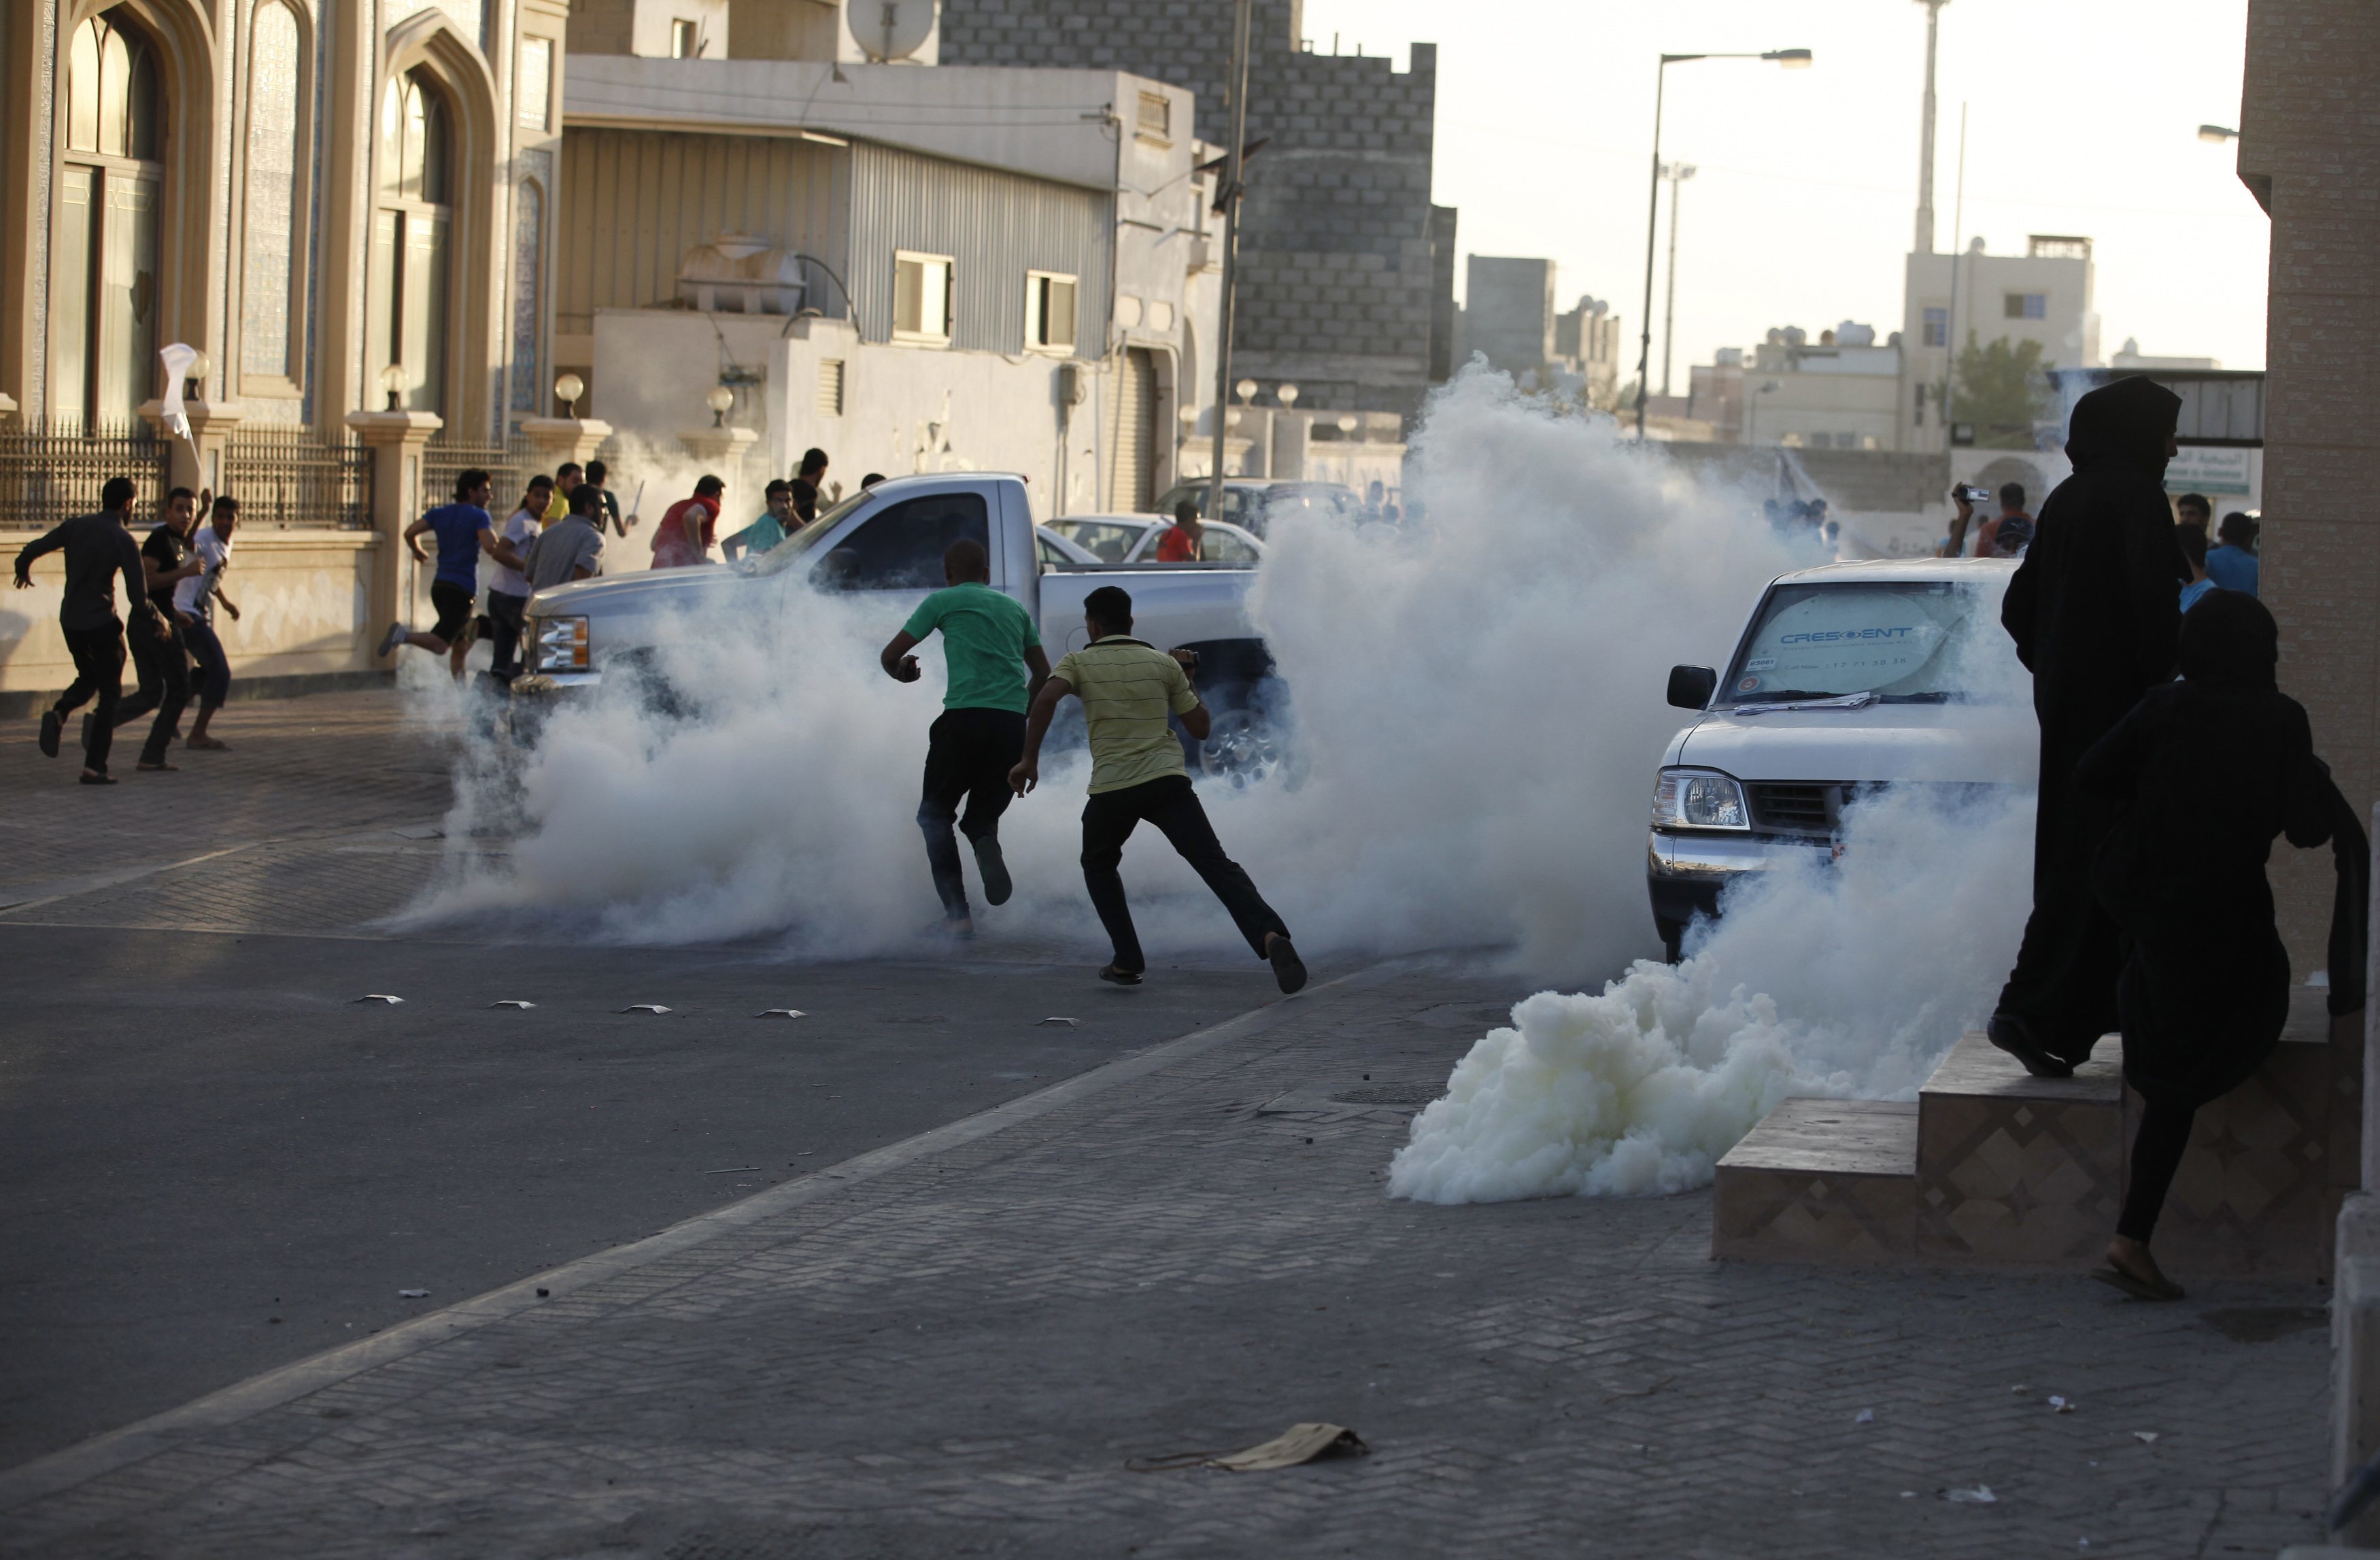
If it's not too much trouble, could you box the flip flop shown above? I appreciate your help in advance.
[78,772,118,786]
[185,736,228,751]
[2091,1265,2185,1302]
[1099,964,1144,987]
[1987,1013,2075,1080]
[135,762,180,772]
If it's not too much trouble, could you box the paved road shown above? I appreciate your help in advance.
[0,691,1307,1468]
[0,689,2338,1556]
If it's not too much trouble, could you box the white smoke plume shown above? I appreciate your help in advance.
[410,367,1830,964]
[1384,783,2033,1203]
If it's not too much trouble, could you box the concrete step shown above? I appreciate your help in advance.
[1914,1032,2124,1266]
[1713,1098,1918,1266]
[1713,987,2352,1276]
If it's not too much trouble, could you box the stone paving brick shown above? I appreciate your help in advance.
[0,963,2338,1557]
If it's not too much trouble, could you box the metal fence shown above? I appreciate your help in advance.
[0,421,173,531]
[221,425,373,530]
[422,434,537,515]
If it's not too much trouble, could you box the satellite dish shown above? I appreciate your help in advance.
[851,0,935,62]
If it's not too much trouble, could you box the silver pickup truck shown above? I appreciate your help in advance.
[514,472,1284,779]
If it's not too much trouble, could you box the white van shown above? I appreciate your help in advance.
[1647,558,2038,960]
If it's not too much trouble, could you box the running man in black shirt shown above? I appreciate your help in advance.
[105,485,205,770]
[12,476,171,783]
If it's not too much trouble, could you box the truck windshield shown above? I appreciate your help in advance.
[743,490,877,578]
[1719,579,2005,706]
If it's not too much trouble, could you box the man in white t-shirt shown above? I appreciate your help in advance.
[486,475,548,683]
[175,495,243,751]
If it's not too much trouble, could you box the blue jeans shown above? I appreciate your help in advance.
[184,616,231,709]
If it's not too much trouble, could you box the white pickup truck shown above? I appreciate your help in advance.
[1646,558,2039,961]
[514,473,1283,777]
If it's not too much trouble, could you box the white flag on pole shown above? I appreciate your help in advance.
[157,343,199,444]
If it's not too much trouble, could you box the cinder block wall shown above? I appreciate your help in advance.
[938,0,1444,420]
[2241,0,2380,972]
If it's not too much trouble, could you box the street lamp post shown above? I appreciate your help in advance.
[1635,48,1811,439]
[1659,162,1697,398]
[1206,0,1255,521]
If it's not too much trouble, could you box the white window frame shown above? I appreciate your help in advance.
[1023,269,1077,355]
[893,250,954,346]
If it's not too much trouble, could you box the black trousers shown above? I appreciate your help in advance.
[55,624,126,773]
[917,707,1026,920]
[487,590,528,681]
[2117,1099,2198,1243]
[112,614,190,766]
[1081,773,1287,972]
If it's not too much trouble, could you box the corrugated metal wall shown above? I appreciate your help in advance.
[556,129,851,335]
[847,141,1110,356]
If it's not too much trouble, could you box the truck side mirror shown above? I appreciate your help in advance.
[1667,665,1717,709]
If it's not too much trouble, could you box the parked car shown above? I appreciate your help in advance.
[516,475,1286,782]
[1044,514,1265,565]
[1646,558,2037,962]
[1151,479,1361,539]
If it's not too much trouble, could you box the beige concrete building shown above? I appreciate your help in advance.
[1899,237,2101,452]
[2239,1,2379,972]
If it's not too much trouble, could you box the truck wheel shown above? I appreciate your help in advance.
[1199,707,1289,790]
[1656,917,1686,965]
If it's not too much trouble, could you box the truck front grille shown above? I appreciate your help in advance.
[1746,782,1842,836]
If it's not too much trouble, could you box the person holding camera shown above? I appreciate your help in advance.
[1008,584,1304,994]
[1939,485,1979,557]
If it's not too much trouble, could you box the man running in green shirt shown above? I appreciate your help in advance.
[881,539,1051,932]
[1008,584,1304,992]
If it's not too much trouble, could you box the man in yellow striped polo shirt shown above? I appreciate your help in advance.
[1008,584,1304,992]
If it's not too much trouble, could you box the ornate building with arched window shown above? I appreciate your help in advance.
[0,0,567,700]
[0,0,566,484]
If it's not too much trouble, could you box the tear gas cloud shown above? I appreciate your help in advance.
[1385,782,2033,1203]
[414,369,1821,964]
[410,371,2033,1197]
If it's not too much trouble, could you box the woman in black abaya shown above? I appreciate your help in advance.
[1988,375,2190,1078]
[2074,593,2366,1300]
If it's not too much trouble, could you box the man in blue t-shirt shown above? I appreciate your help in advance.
[877,539,1049,931]
[2204,511,2259,596]
[379,470,518,681]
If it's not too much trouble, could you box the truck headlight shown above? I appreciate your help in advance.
[530,615,589,672]
[1652,768,1749,830]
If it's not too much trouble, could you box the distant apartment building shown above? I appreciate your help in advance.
[936,0,1456,425]
[1900,235,2101,451]
[1739,324,1901,452]
[558,1,1219,514]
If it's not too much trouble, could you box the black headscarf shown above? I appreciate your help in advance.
[2063,375,2182,478]
[2176,590,2279,690]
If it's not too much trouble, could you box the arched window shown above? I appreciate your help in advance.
[509,179,543,413]
[241,1,303,383]
[53,9,162,429]
[368,69,452,413]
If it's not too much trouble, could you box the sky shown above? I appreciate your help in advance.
[1297,0,2268,381]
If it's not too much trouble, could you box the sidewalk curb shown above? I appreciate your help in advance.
[0,958,1410,1514]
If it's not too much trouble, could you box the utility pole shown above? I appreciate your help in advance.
[1914,0,1948,254]
[1940,101,1969,452]
[1206,0,1254,521]
[1659,163,1696,399]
